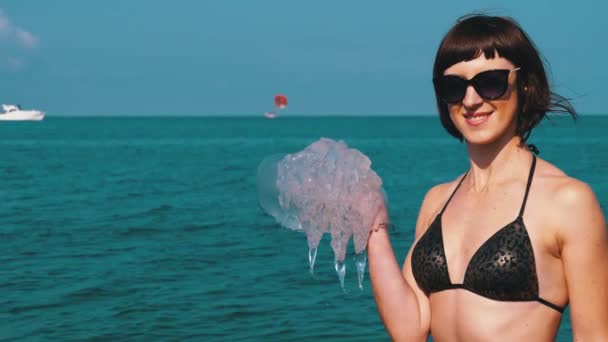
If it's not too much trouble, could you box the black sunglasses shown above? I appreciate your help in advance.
[433,68,520,104]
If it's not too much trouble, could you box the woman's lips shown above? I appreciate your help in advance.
[464,112,491,127]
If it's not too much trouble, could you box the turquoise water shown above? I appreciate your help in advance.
[1,116,606,341]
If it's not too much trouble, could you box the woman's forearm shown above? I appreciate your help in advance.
[368,229,427,342]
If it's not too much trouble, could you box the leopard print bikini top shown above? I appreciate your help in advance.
[411,156,565,313]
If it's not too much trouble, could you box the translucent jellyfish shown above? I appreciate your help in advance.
[257,138,386,289]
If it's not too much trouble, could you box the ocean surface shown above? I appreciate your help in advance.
[1,116,606,341]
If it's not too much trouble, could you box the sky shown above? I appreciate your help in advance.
[0,1,606,116]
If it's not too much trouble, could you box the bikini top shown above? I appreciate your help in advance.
[411,156,565,313]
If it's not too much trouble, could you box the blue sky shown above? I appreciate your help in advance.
[0,1,606,116]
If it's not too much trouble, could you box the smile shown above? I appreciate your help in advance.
[464,112,491,127]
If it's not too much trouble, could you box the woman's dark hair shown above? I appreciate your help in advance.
[433,14,576,143]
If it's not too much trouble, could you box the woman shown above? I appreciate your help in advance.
[368,14,608,341]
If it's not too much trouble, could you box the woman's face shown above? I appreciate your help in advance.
[443,54,519,146]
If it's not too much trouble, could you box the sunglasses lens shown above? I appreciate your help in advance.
[473,70,509,100]
[437,76,466,103]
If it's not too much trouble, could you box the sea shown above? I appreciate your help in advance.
[1,116,606,341]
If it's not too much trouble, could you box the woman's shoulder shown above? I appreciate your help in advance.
[535,157,596,202]
[534,157,603,235]
[414,173,467,235]
[423,174,466,207]
[432,172,469,197]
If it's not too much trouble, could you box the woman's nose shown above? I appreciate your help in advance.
[462,85,484,108]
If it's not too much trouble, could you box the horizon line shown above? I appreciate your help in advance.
[43,112,608,118]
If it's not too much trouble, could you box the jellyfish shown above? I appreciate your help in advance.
[257,138,387,290]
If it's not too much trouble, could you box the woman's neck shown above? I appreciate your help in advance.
[464,135,532,193]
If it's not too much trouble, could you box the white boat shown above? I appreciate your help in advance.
[0,104,45,121]
[264,111,277,119]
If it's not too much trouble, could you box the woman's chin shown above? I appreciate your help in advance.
[463,132,502,147]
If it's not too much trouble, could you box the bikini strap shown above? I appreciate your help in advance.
[518,155,537,218]
[536,296,565,314]
[439,171,468,215]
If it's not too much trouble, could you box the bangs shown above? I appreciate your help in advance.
[433,15,521,77]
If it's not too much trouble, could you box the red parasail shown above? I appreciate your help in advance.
[274,94,288,109]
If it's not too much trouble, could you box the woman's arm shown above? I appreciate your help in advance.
[368,185,445,341]
[557,179,608,341]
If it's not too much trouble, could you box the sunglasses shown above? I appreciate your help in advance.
[433,68,520,104]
